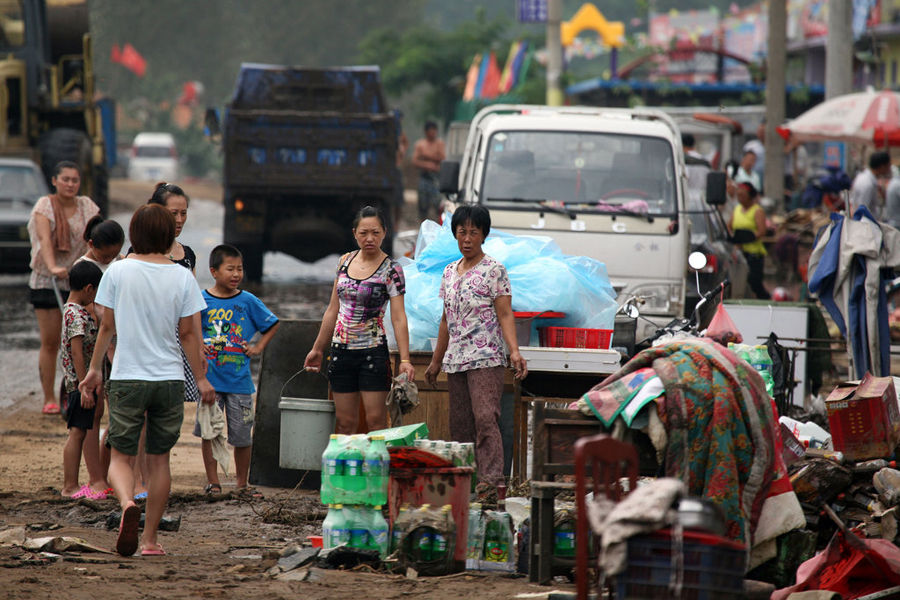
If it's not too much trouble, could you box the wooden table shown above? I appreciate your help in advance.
[513,346,621,481]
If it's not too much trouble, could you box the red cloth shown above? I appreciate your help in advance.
[773,531,900,599]
[111,43,146,77]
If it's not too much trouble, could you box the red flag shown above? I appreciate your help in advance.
[112,43,146,78]
[480,52,501,99]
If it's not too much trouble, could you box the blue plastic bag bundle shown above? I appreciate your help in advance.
[387,219,618,351]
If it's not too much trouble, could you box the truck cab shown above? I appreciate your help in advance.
[441,104,718,345]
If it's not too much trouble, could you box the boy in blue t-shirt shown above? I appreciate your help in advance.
[195,244,279,495]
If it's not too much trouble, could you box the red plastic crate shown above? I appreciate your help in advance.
[538,326,613,350]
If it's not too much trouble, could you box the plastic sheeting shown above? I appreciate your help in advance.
[387,218,618,351]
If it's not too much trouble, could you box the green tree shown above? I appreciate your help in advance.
[359,13,540,125]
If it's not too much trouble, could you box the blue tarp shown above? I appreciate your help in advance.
[390,218,618,351]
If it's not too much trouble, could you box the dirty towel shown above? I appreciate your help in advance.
[386,373,419,427]
[588,477,684,576]
[584,338,801,558]
[197,401,229,476]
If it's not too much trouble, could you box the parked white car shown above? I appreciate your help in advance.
[0,158,49,272]
[127,132,178,181]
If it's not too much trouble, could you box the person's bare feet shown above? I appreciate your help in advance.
[61,485,81,497]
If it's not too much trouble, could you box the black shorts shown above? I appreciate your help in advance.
[30,287,68,310]
[65,390,95,430]
[327,342,392,393]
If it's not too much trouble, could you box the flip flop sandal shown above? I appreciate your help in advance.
[236,486,263,499]
[42,403,60,415]
[141,544,166,556]
[133,492,148,501]
[204,483,222,495]
[70,484,91,499]
[116,504,141,557]
[86,488,108,500]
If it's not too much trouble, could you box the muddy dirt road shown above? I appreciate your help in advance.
[0,180,560,599]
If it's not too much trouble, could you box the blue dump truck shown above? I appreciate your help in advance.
[219,64,401,281]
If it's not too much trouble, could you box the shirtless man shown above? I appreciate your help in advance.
[412,121,446,222]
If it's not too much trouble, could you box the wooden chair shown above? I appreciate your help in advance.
[574,435,639,600]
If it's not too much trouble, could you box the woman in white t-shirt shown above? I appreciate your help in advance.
[80,204,215,557]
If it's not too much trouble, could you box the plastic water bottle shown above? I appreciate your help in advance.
[553,518,576,557]
[322,504,349,549]
[431,505,452,562]
[466,502,485,568]
[321,435,343,505]
[364,435,389,506]
[414,527,434,562]
[341,436,367,505]
[484,511,512,563]
[346,506,369,550]
[391,504,410,553]
[412,504,434,561]
[369,506,389,557]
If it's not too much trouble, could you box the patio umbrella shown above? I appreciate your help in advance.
[777,89,900,147]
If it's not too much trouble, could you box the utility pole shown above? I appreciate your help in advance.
[546,0,563,106]
[764,0,786,206]
[825,0,853,99]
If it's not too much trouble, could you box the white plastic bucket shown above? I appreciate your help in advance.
[278,397,335,470]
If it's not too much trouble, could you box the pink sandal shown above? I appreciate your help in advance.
[70,484,108,500]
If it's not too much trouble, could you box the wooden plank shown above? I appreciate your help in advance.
[514,386,527,481]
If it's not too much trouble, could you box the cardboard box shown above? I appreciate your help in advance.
[367,422,429,447]
[825,374,900,461]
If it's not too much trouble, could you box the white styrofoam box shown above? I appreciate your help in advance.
[518,346,621,374]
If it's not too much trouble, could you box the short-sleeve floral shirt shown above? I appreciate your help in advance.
[333,251,405,350]
[61,301,97,393]
[439,254,511,373]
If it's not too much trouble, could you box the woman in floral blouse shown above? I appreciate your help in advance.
[426,204,527,499]
[27,161,100,415]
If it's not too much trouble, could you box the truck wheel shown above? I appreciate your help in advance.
[242,245,264,282]
[38,128,92,193]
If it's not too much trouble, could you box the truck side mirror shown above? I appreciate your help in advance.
[705,171,727,206]
[204,108,221,138]
[439,160,460,195]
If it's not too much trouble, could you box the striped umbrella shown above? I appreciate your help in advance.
[777,89,900,147]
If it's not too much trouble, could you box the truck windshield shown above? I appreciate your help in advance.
[481,130,677,215]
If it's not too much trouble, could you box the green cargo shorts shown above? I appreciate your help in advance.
[106,380,185,456]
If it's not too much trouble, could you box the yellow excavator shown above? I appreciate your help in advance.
[0,0,112,214]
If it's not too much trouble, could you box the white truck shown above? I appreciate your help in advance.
[439,104,727,348]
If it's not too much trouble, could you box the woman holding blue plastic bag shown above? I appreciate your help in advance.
[425,205,527,502]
